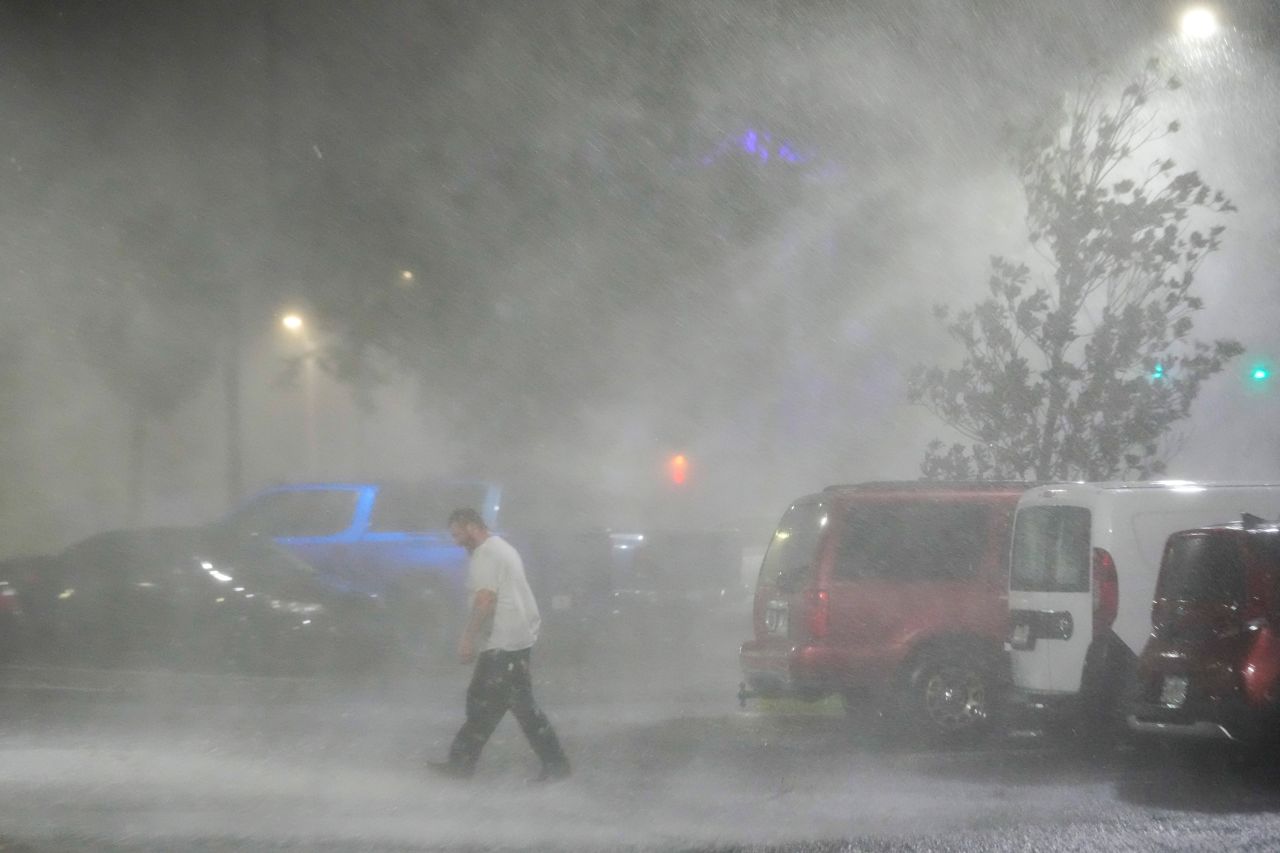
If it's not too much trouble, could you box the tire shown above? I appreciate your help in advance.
[900,648,998,744]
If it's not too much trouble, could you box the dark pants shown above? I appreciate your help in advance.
[448,647,568,772]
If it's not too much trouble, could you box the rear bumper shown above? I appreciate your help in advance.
[740,642,839,697]
[1126,637,1277,745]
[1125,715,1236,741]
[1126,697,1273,744]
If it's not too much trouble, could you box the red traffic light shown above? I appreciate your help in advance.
[667,454,689,485]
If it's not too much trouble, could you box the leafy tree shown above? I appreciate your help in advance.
[909,60,1242,481]
[272,5,822,477]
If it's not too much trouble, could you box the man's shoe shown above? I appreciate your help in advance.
[527,762,571,785]
[426,760,473,780]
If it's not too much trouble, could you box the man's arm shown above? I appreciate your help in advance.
[458,588,496,664]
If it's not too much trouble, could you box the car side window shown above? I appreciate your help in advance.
[835,502,986,581]
[367,486,432,533]
[834,505,897,579]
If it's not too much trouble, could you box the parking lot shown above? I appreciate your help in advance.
[4,650,1280,852]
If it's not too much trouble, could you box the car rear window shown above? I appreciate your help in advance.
[834,501,987,581]
[1159,533,1246,605]
[1011,505,1091,593]
[758,501,827,589]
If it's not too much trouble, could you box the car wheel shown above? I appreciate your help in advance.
[903,649,995,743]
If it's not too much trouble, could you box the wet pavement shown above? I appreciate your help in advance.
[2,647,1280,852]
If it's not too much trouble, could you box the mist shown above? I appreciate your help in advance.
[0,0,1272,552]
[4,3,1280,850]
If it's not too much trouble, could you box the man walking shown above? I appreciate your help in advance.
[428,508,570,783]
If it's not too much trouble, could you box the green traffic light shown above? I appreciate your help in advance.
[1151,363,1164,380]
[1252,366,1270,382]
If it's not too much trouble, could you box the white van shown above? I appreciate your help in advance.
[1007,482,1280,723]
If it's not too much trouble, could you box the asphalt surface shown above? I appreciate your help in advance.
[3,640,1280,852]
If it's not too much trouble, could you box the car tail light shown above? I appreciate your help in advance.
[1092,547,1118,636]
[804,589,829,639]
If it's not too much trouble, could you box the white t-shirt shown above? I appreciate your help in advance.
[468,535,541,652]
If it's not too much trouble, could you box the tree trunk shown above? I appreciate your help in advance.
[1036,350,1068,481]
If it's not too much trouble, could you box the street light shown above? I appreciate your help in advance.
[1180,6,1219,40]
[278,310,316,476]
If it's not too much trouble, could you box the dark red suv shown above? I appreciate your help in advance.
[1127,515,1280,745]
[739,481,1030,741]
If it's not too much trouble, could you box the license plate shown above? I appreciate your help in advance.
[1010,622,1032,650]
[1161,675,1189,708]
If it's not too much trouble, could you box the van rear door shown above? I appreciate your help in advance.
[1009,504,1093,693]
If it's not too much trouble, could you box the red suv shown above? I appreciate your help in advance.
[1127,515,1280,745]
[739,481,1029,741]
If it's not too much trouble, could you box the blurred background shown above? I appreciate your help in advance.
[1,0,1277,554]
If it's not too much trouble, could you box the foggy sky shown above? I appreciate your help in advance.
[1,0,1278,552]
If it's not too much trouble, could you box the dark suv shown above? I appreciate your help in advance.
[739,481,1030,741]
[1127,515,1280,745]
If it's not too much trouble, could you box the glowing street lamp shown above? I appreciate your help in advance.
[278,310,316,474]
[1180,6,1219,40]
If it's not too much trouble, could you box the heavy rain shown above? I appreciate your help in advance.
[2,1,1280,851]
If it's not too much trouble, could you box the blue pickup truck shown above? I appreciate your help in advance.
[0,479,749,671]
[223,481,497,594]
[217,480,614,662]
